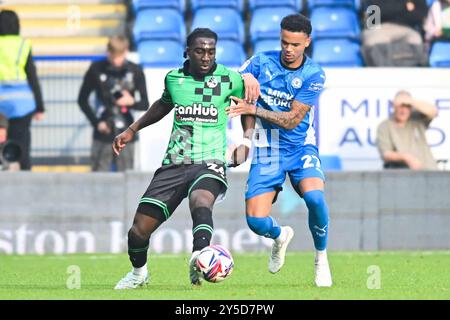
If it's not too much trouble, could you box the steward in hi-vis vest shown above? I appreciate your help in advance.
[0,35,37,119]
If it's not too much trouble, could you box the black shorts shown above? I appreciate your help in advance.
[137,161,227,222]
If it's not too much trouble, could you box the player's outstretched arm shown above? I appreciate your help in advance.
[226,97,310,130]
[228,115,256,167]
[112,99,173,155]
[242,73,260,104]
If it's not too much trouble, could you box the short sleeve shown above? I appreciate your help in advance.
[294,70,326,107]
[376,121,394,156]
[238,54,261,78]
[160,73,173,105]
[410,110,433,128]
[229,71,245,99]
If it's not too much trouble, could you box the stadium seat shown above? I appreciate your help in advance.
[248,0,302,11]
[429,41,450,67]
[308,0,360,11]
[133,9,186,44]
[216,40,247,67]
[250,7,296,45]
[138,40,185,67]
[190,0,244,14]
[320,155,343,171]
[191,8,245,44]
[312,39,363,67]
[427,0,436,7]
[253,39,281,54]
[132,0,186,14]
[310,7,361,40]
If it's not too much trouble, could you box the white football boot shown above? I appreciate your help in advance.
[114,270,149,290]
[189,250,202,286]
[268,226,295,273]
[314,250,332,287]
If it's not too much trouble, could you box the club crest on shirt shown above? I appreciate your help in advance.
[207,76,218,88]
[291,77,302,89]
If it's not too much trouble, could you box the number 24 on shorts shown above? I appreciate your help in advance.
[207,163,225,178]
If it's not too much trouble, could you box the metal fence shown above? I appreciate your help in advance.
[32,56,104,165]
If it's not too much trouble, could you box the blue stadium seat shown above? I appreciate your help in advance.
[253,39,281,54]
[310,7,360,40]
[191,0,244,14]
[250,7,296,45]
[312,39,363,67]
[320,155,343,171]
[138,41,185,68]
[427,0,436,7]
[308,0,359,11]
[133,9,186,44]
[429,41,450,67]
[191,8,245,43]
[248,0,302,11]
[216,40,247,67]
[132,0,186,13]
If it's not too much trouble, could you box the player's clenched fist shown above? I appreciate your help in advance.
[112,127,135,156]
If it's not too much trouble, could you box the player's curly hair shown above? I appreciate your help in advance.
[186,28,218,47]
[184,28,218,58]
[280,14,312,36]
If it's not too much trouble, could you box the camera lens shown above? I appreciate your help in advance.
[2,141,22,162]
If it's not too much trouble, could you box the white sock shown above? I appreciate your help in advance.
[133,263,147,276]
[315,249,328,264]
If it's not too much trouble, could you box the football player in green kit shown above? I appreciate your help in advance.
[113,28,253,289]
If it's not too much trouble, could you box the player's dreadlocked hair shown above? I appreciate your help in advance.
[184,28,218,58]
[280,14,312,36]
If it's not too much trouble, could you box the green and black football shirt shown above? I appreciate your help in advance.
[160,62,244,165]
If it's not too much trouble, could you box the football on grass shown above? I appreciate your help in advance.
[196,245,234,283]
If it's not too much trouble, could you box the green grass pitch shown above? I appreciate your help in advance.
[0,251,449,300]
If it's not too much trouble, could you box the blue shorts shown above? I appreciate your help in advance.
[245,144,325,200]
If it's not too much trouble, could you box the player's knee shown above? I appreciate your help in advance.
[246,216,273,236]
[303,190,326,210]
[189,190,215,210]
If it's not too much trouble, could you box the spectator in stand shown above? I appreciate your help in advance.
[361,0,429,66]
[424,0,450,50]
[376,90,438,170]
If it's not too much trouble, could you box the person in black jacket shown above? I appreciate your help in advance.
[78,35,149,171]
[0,10,45,170]
[361,0,429,66]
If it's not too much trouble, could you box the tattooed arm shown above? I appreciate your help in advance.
[226,96,310,130]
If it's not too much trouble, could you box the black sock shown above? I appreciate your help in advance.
[127,228,149,268]
[191,207,214,252]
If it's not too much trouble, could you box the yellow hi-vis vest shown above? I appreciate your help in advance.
[0,35,36,119]
[0,35,31,81]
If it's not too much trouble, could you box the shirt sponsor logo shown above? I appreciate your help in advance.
[175,103,218,123]
[261,88,294,108]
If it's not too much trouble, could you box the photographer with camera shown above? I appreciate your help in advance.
[78,35,149,171]
[0,112,21,171]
